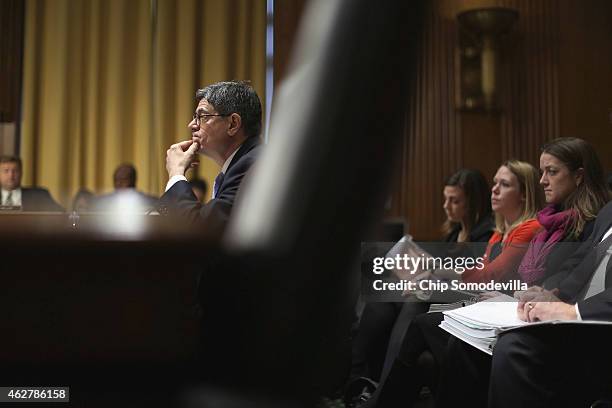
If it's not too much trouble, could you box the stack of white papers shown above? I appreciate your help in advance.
[439,294,612,355]
[439,294,525,355]
[428,298,477,313]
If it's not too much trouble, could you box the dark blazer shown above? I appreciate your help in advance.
[21,187,64,212]
[444,214,495,243]
[437,214,494,260]
[158,137,262,230]
[545,201,612,319]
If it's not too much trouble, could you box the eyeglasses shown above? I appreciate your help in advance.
[192,112,229,126]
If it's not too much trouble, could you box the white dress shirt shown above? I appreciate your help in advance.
[1,188,22,206]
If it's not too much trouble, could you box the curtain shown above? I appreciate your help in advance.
[21,0,266,207]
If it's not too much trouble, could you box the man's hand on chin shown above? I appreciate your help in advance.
[166,140,200,177]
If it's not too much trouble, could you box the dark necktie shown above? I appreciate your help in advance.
[213,172,225,198]
[605,254,612,289]
[583,231,612,296]
[5,191,13,206]
[596,231,612,266]
[600,232,612,288]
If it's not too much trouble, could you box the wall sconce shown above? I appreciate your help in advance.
[456,7,518,111]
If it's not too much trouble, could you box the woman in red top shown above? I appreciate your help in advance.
[422,159,544,285]
[461,159,544,283]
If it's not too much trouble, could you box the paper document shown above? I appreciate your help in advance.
[439,321,494,355]
[443,294,524,329]
[440,294,612,354]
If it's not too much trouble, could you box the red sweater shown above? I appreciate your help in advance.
[462,218,542,283]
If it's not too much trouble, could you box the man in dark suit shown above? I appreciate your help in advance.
[0,155,64,212]
[158,81,262,231]
[437,200,612,408]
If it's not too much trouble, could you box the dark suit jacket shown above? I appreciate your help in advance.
[21,187,64,212]
[445,214,495,244]
[546,201,612,320]
[158,137,262,230]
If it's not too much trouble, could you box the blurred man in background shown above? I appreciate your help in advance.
[0,155,64,212]
[94,163,158,213]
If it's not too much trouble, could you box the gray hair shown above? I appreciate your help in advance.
[196,80,262,138]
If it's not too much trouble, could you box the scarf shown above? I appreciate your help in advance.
[518,204,576,285]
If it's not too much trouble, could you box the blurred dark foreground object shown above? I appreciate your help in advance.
[0,0,422,405]
[0,213,205,407]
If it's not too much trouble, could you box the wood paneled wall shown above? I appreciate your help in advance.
[387,2,462,240]
[386,0,612,240]
[557,0,612,169]
[273,0,308,87]
[269,0,610,240]
[498,0,561,166]
[0,0,25,155]
[0,0,24,122]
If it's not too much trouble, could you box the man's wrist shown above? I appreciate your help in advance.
[167,168,186,178]
[564,303,578,320]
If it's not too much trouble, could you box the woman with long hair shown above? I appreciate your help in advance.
[518,137,609,285]
[375,138,609,408]
[346,169,493,405]
[460,159,545,282]
[441,169,494,243]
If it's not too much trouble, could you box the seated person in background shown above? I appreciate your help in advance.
[441,168,495,244]
[0,155,64,212]
[416,159,544,284]
[517,137,608,285]
[371,159,544,408]
[94,163,158,213]
[374,137,610,408]
[71,188,95,213]
[189,178,208,203]
[346,169,494,405]
[437,199,612,408]
[159,80,263,230]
